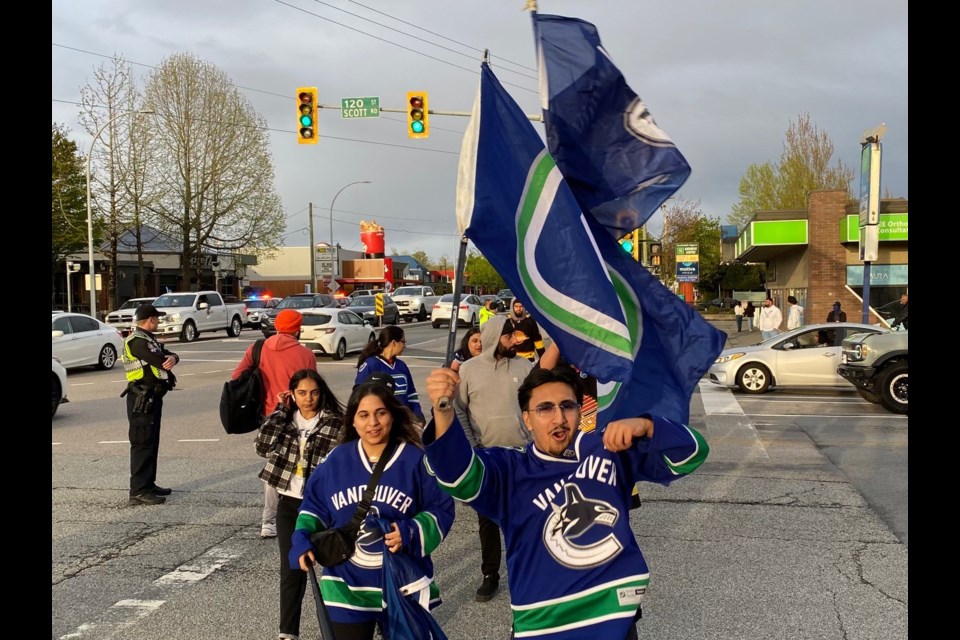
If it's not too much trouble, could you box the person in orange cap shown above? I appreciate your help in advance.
[232,308,318,540]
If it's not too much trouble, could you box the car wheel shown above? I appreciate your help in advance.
[404,316,412,323]
[857,388,880,404]
[470,313,477,327]
[333,339,347,361]
[97,344,118,370]
[227,316,242,337]
[432,321,441,329]
[391,311,399,325]
[736,362,771,394]
[418,307,427,322]
[877,363,908,414]
[52,374,62,418]
[180,321,198,343]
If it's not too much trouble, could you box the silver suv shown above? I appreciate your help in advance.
[260,294,338,337]
[837,330,908,414]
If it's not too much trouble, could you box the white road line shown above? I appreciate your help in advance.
[698,380,745,415]
[99,440,129,445]
[59,544,245,639]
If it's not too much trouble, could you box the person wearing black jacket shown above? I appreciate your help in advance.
[506,298,545,362]
[890,294,909,330]
[120,304,179,506]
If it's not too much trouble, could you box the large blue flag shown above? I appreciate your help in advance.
[456,63,725,426]
[533,12,692,237]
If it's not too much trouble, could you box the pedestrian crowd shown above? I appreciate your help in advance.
[125,305,710,640]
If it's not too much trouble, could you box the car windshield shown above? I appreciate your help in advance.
[392,288,420,296]
[244,300,270,309]
[118,299,152,310]
[153,294,194,307]
[439,294,455,303]
[350,296,375,306]
[301,314,333,326]
[278,297,315,309]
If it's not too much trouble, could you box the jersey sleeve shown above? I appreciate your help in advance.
[620,416,710,486]
[405,460,456,558]
[289,460,333,569]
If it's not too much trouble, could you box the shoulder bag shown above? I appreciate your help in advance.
[310,442,396,567]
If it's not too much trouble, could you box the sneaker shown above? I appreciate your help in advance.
[260,523,277,538]
[128,492,166,506]
[475,574,499,602]
[150,485,172,496]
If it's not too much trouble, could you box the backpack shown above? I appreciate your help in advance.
[219,339,265,434]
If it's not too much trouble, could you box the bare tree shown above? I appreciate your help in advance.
[142,53,284,289]
[729,113,854,230]
[79,55,138,311]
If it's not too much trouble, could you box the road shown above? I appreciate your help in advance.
[52,320,907,639]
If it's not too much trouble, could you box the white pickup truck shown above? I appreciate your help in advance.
[391,285,441,323]
[152,290,247,342]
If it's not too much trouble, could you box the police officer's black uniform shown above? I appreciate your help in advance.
[121,304,179,505]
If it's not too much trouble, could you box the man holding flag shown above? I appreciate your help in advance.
[429,6,725,636]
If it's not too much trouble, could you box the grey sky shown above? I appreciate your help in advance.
[52,0,908,263]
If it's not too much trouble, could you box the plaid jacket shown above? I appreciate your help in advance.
[255,403,343,492]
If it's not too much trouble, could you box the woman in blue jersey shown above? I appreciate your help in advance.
[290,380,455,640]
[355,325,423,423]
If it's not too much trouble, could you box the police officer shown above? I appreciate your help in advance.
[121,304,179,506]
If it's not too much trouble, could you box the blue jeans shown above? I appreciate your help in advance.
[760,329,780,340]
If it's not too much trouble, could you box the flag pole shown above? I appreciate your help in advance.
[437,234,469,410]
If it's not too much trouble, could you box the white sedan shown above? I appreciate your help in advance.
[431,294,484,329]
[52,356,69,417]
[707,322,890,393]
[52,312,125,370]
[298,309,377,360]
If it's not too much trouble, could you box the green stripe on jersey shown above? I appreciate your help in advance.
[512,578,648,635]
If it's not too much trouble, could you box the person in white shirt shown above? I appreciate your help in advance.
[786,295,804,330]
[733,302,745,332]
[757,298,783,340]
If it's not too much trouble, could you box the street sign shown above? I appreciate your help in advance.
[375,293,384,316]
[341,97,380,119]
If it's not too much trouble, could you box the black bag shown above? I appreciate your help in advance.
[309,443,395,568]
[311,523,361,567]
[219,339,265,434]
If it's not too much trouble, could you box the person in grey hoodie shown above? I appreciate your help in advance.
[453,313,533,603]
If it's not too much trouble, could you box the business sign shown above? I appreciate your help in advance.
[858,142,881,227]
[675,242,700,282]
[340,97,380,119]
[676,261,699,282]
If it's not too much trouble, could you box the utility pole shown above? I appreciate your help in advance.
[308,202,315,293]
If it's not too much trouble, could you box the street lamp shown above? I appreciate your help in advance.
[86,109,153,319]
[329,180,372,246]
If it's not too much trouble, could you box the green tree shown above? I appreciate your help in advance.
[465,250,505,293]
[729,113,855,230]
[660,198,721,297]
[52,123,95,307]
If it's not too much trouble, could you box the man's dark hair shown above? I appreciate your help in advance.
[518,366,583,411]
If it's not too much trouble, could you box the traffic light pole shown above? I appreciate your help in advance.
[308,202,315,293]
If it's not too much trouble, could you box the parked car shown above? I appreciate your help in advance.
[706,322,889,394]
[105,297,156,336]
[432,293,484,329]
[260,293,339,337]
[345,294,400,325]
[52,356,69,417]
[242,297,281,328]
[838,329,908,414]
[298,309,377,360]
[495,288,514,312]
[52,312,125,370]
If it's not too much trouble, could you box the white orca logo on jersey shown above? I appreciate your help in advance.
[543,484,623,568]
[624,97,675,148]
[351,507,384,569]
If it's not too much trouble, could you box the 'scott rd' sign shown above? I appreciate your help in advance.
[341,97,380,119]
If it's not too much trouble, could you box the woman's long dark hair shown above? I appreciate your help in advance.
[455,327,481,362]
[338,381,422,448]
[357,325,405,368]
[288,369,345,419]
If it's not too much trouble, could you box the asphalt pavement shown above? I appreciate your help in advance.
[52,316,907,639]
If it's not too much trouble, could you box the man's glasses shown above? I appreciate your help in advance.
[527,401,581,419]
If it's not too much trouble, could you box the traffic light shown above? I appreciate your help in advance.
[649,242,662,267]
[407,91,429,139]
[297,87,318,144]
[618,229,640,261]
